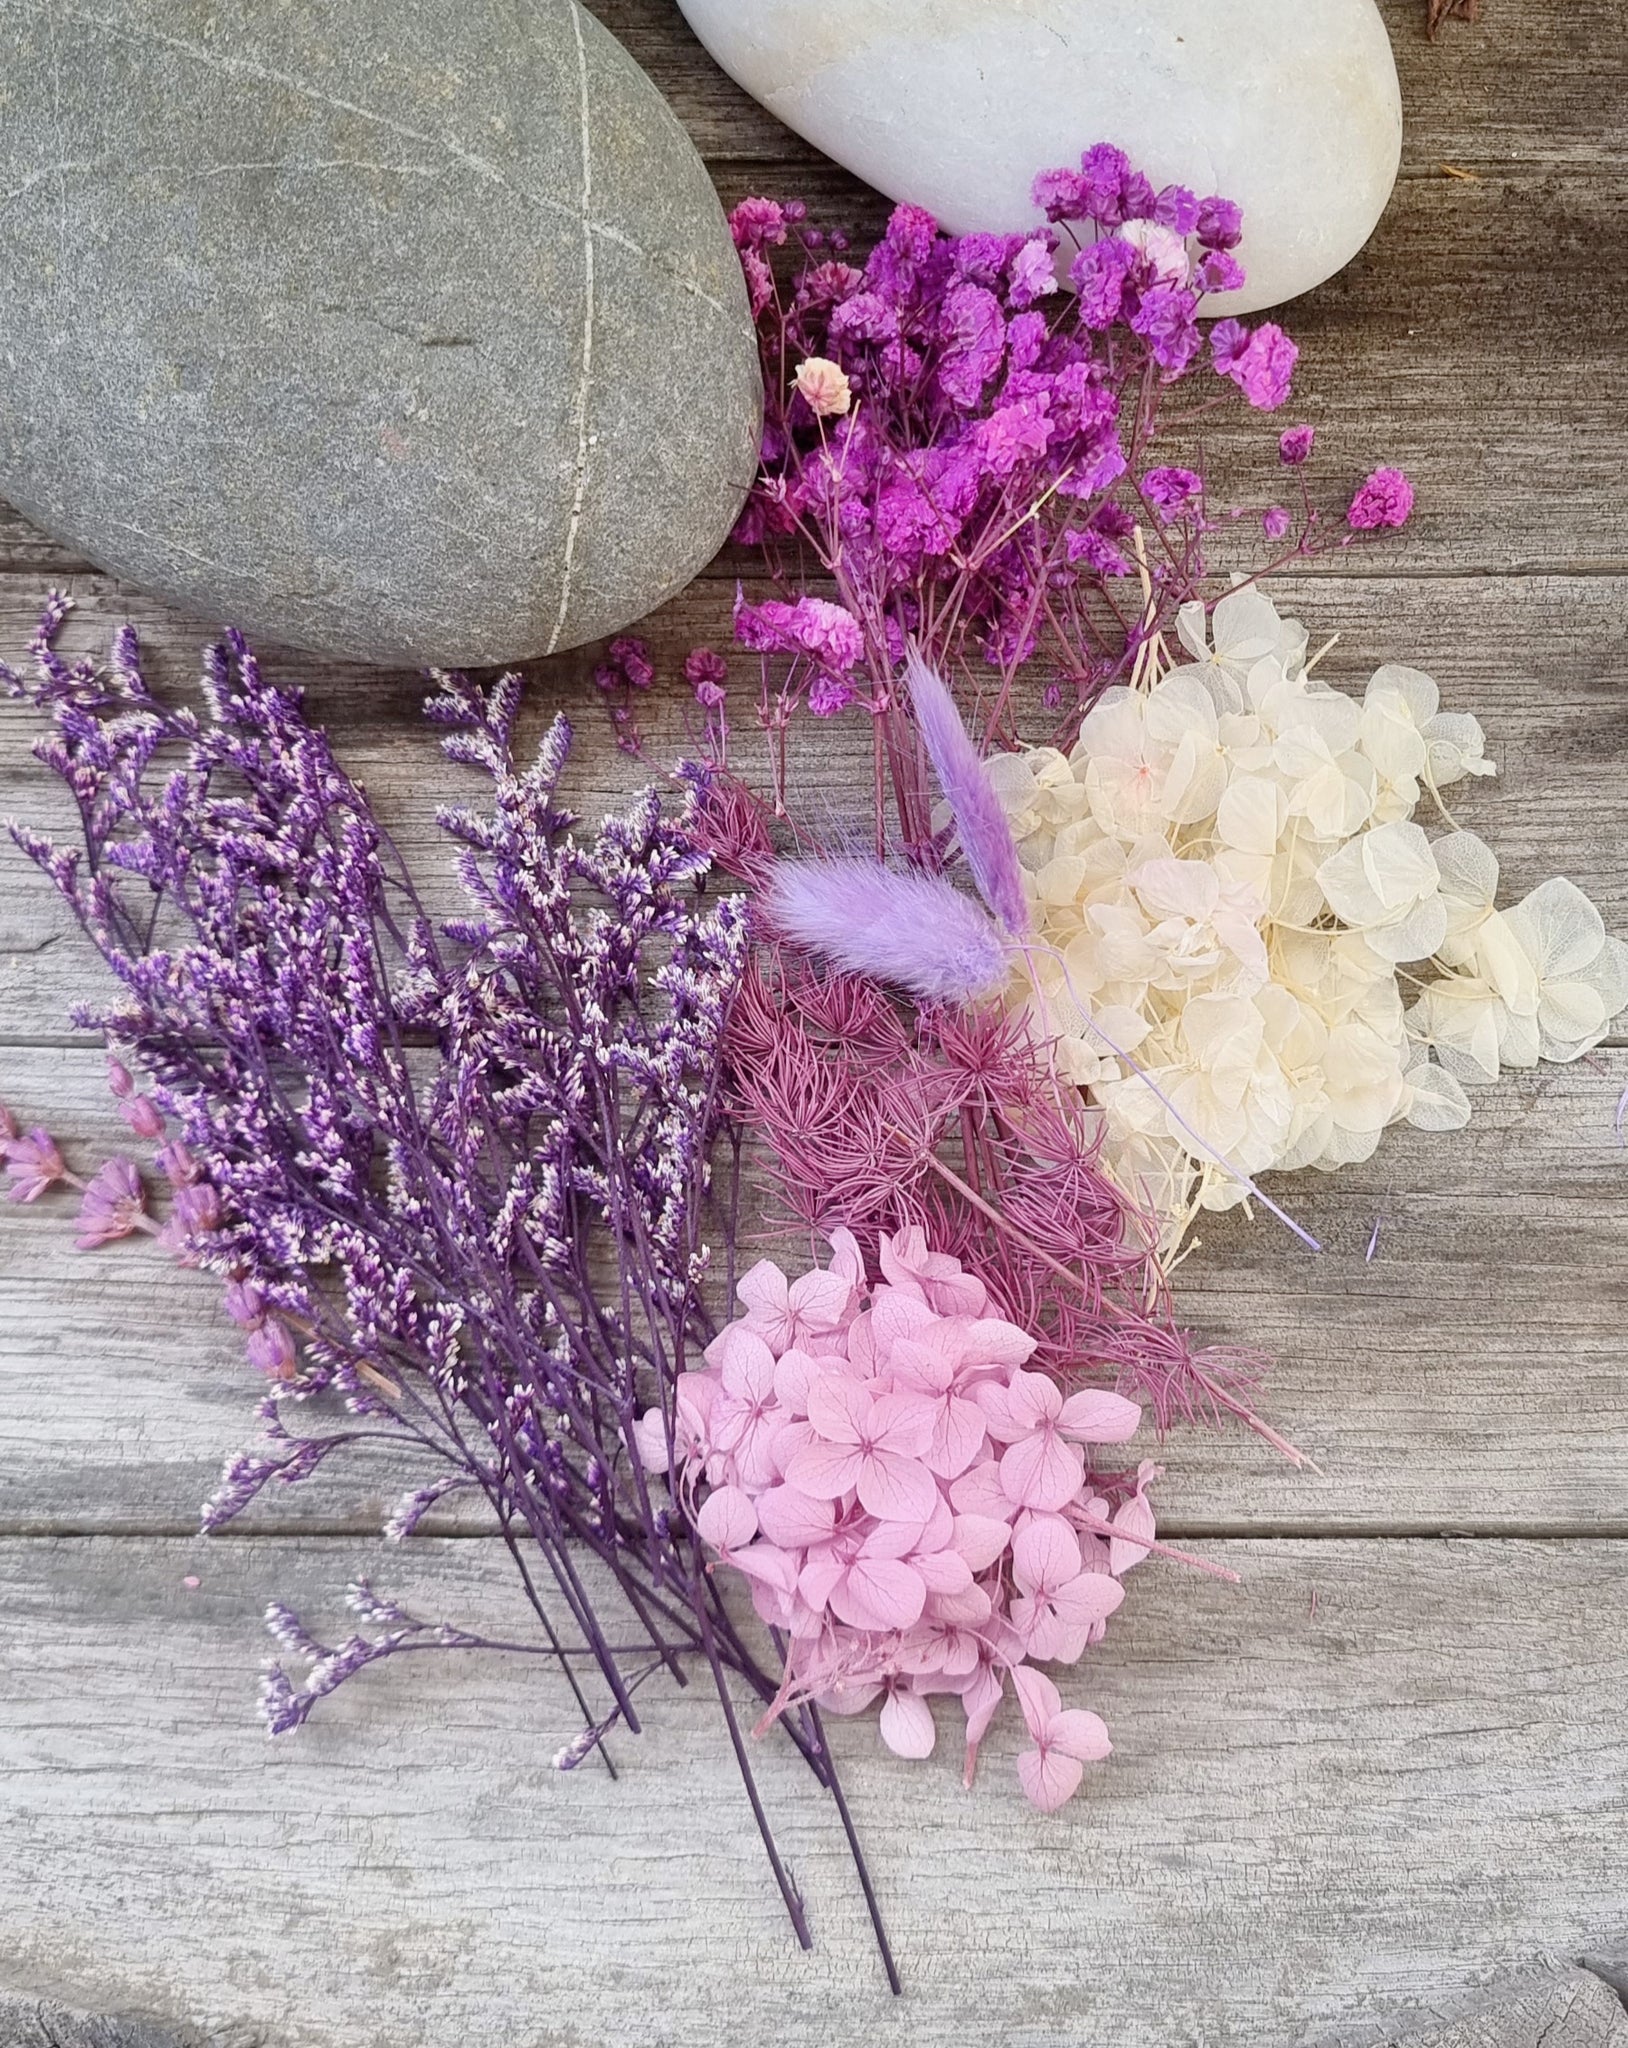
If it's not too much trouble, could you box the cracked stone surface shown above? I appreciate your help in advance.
[0,0,760,663]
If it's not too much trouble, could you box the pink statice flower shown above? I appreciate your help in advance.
[1263,505,1292,540]
[1211,319,1297,410]
[1142,465,1202,520]
[635,1227,1155,1812]
[735,593,865,674]
[1348,466,1416,530]
[1279,423,1317,466]
[684,647,728,710]
[120,1093,165,1140]
[4,1126,67,1202]
[74,1156,146,1248]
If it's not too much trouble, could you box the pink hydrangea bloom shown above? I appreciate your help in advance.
[634,1227,1155,1812]
[1348,465,1416,530]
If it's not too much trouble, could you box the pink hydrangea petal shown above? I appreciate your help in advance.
[755,1483,835,1548]
[736,1257,790,1322]
[868,1389,937,1458]
[796,1550,847,1613]
[948,1459,1013,1520]
[630,1408,670,1474]
[1000,1428,1085,1513]
[805,1371,869,1445]
[1056,1388,1143,1443]
[708,1322,778,1396]
[1109,1489,1157,1576]
[912,1545,974,1596]
[784,1438,865,1500]
[768,1415,814,1479]
[931,1582,994,1628]
[696,1485,758,1551]
[731,1544,801,1599]
[1011,1662,1063,1735]
[1011,1514,1083,1594]
[1006,1369,1064,1430]
[879,1688,937,1759]
[926,1395,987,1479]
[925,1268,987,1317]
[868,1287,937,1352]
[787,1267,851,1330]
[951,1513,1013,1573]
[956,1316,1038,1369]
[1055,1572,1125,1627]
[1048,1708,1113,1763]
[1018,1743,1085,1813]
[832,1556,927,1632]
[855,1448,939,1524]
[826,1227,866,1288]
[772,1347,816,1414]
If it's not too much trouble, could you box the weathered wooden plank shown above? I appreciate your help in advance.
[6,567,1627,1040]
[1,1534,1625,2048]
[1326,1968,1628,2048]
[4,1040,1628,1536]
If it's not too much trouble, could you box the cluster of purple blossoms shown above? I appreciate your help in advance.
[4,598,905,1973]
[715,142,1411,846]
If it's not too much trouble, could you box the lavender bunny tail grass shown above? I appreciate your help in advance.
[764,858,1011,1004]
[904,645,1031,938]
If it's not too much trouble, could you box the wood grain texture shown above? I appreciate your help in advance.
[3,1535,1627,2048]
[5,1042,1628,1537]
[4,4,1628,2043]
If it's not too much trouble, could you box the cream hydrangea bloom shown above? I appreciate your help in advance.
[996,586,1625,1248]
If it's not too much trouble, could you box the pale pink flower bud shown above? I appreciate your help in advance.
[793,356,852,419]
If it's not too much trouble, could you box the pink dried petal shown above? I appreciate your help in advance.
[999,1429,1084,1513]
[1057,1388,1142,1442]
[1017,1743,1086,1813]
[696,1486,759,1552]
[879,1688,937,1759]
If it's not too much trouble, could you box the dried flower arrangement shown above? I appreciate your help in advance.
[6,141,1622,1985]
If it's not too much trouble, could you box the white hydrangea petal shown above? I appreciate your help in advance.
[1367,663,1440,725]
[1423,711,1495,786]
[1504,876,1607,980]
[1215,773,1286,857]
[1404,1056,1473,1132]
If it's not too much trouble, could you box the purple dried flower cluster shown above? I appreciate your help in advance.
[4,599,901,1973]
[719,143,1413,840]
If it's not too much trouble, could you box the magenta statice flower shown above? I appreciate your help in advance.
[1263,505,1292,541]
[735,592,865,672]
[74,1156,146,1248]
[684,646,728,709]
[3,1126,66,1202]
[1348,465,1416,529]
[1195,194,1244,250]
[1142,465,1203,520]
[1279,423,1317,466]
[1217,321,1298,410]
